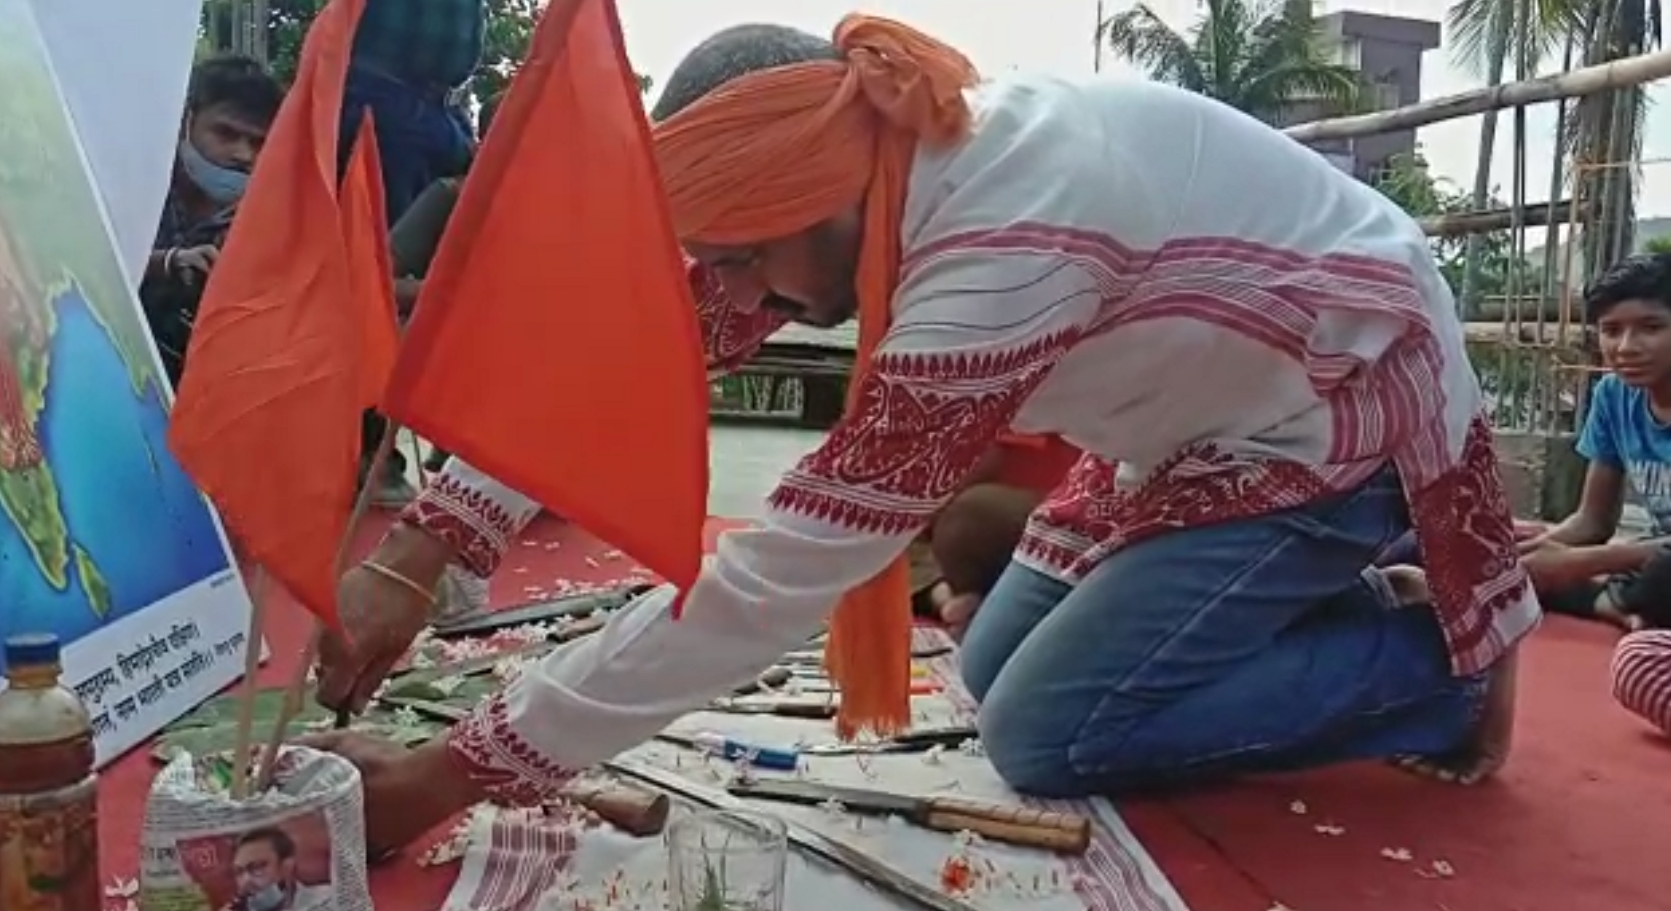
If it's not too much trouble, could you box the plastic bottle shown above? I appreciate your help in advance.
[0,633,100,911]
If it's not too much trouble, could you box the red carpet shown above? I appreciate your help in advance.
[1117,615,1669,911]
[99,517,1666,910]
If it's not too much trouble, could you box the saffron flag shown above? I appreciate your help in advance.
[383,0,708,594]
[168,0,398,629]
[340,119,399,404]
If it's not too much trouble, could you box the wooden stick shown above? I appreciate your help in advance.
[228,568,269,799]
[1283,48,1671,143]
[252,421,401,792]
[405,428,430,490]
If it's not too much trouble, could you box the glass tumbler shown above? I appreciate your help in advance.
[665,809,789,911]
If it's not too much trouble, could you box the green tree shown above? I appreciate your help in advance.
[1096,0,1362,121]
[200,0,652,104]
[1444,0,1584,309]
[1372,151,1542,314]
[1645,236,1671,255]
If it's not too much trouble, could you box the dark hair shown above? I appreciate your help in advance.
[1585,252,1671,321]
[236,827,296,860]
[187,54,284,128]
[651,24,840,122]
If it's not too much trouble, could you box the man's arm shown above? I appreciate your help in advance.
[1532,379,1629,550]
[1538,462,1628,548]
[399,457,543,576]
[437,252,1102,804]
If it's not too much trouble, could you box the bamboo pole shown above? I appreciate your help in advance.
[1283,48,1671,143]
[1417,200,1583,237]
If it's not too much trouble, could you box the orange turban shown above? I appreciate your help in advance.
[654,16,979,737]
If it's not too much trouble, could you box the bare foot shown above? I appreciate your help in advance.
[1592,593,1646,633]
[1393,649,1517,785]
[1380,565,1431,607]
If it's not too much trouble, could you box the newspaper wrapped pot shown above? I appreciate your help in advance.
[140,746,368,911]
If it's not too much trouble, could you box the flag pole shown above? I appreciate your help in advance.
[252,420,403,791]
[228,567,269,799]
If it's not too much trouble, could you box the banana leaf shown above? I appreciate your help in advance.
[151,714,442,764]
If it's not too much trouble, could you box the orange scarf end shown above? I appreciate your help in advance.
[824,556,915,739]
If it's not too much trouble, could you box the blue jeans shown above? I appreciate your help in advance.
[340,64,471,227]
[961,471,1486,797]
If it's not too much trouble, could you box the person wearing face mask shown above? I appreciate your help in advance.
[143,54,283,388]
[223,828,332,911]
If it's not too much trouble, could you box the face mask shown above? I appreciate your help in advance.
[242,882,285,911]
[178,137,249,206]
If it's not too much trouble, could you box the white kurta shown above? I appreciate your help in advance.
[410,76,1540,805]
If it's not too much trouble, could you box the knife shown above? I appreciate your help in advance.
[706,699,839,719]
[799,726,976,756]
[727,779,1091,854]
[388,614,604,688]
[430,584,653,638]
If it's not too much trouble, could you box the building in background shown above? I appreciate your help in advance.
[1280,10,1442,180]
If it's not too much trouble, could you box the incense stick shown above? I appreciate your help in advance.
[251,420,401,792]
[228,568,269,799]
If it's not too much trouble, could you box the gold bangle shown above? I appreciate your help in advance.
[359,560,438,605]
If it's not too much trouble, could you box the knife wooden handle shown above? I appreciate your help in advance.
[920,797,1091,854]
[562,784,670,837]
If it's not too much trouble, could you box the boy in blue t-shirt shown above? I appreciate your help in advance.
[1521,253,1671,631]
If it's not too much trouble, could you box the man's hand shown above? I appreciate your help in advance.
[316,523,456,713]
[1521,543,1604,590]
[170,245,219,284]
[296,732,483,857]
[1517,534,1565,557]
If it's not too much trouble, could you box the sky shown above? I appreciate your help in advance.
[614,0,1671,223]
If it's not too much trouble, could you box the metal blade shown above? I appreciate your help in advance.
[800,726,976,756]
[607,760,980,911]
[706,700,839,719]
[431,584,652,638]
[726,778,919,816]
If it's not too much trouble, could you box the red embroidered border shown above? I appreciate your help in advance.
[401,472,520,576]
[445,693,576,807]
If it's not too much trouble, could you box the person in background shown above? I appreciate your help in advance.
[1507,253,1671,740]
[382,92,504,474]
[343,0,486,506]
[1612,628,1671,737]
[915,434,1081,637]
[143,55,283,387]
[1516,253,1671,633]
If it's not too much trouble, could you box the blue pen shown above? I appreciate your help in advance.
[679,731,801,771]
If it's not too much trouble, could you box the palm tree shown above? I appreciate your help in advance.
[1571,0,1663,274]
[1097,0,1363,122]
[1446,0,1586,313]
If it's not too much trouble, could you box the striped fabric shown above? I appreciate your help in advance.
[1611,630,1671,735]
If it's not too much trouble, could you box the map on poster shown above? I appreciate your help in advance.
[0,0,255,766]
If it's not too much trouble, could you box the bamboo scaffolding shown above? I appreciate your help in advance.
[1283,48,1671,143]
[1418,200,1582,237]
